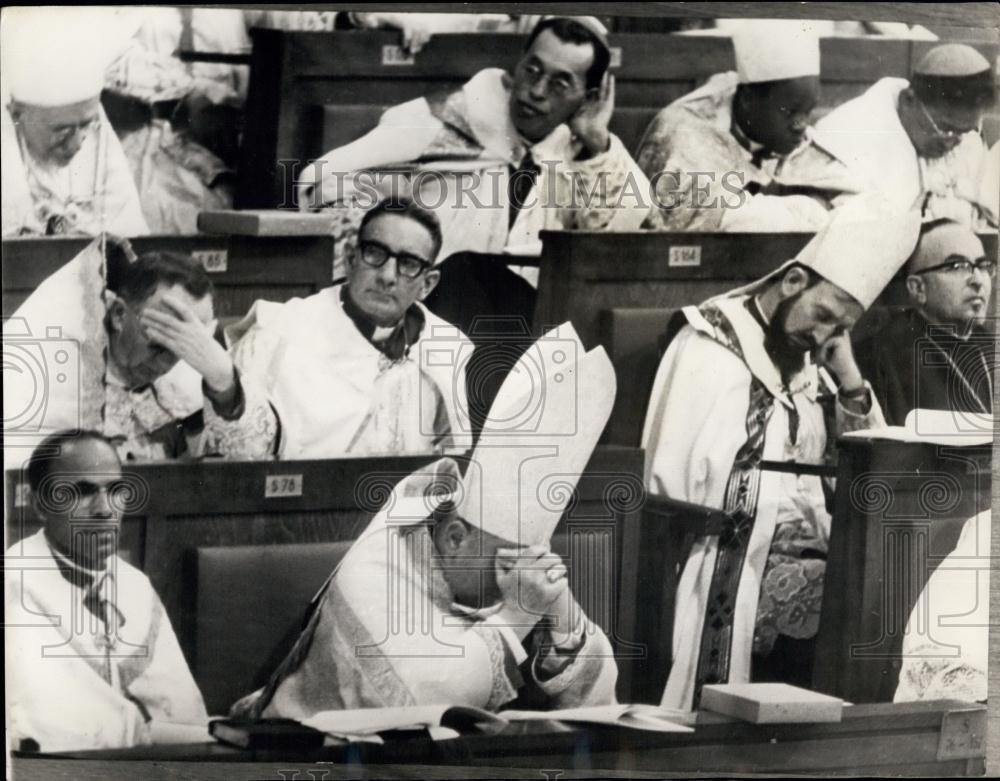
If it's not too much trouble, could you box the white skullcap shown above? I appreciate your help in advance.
[1,7,122,106]
[914,43,991,77]
[459,323,616,547]
[732,19,821,84]
[795,196,921,309]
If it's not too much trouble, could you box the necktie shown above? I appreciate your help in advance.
[750,148,775,170]
[508,152,540,230]
[83,572,126,631]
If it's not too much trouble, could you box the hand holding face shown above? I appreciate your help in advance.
[569,72,614,158]
[816,331,864,392]
[495,544,570,618]
[139,293,235,393]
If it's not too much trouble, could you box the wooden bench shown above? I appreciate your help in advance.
[1,235,337,319]
[237,30,958,207]
[5,445,649,705]
[534,230,998,351]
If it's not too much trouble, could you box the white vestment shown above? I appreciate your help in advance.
[205,284,472,460]
[815,78,996,228]
[636,72,860,232]
[1,105,149,238]
[5,530,207,751]
[2,240,204,471]
[641,296,883,710]
[895,510,990,703]
[233,516,617,718]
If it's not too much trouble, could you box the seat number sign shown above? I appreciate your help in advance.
[265,474,303,498]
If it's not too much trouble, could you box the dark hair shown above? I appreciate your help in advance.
[526,17,610,91]
[26,430,118,502]
[109,251,214,305]
[358,197,444,264]
[912,70,995,110]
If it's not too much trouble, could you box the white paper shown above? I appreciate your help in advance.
[149,721,214,745]
[302,704,503,737]
[842,409,993,446]
[501,703,694,732]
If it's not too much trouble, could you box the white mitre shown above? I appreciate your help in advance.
[718,195,921,309]
[459,323,617,547]
[1,7,125,106]
[732,19,821,84]
[794,196,921,309]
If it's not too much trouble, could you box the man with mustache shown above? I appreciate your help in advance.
[1,8,148,237]
[815,44,997,229]
[295,15,648,282]
[854,219,995,426]
[637,20,856,232]
[201,197,472,459]
[6,431,208,751]
[641,198,920,710]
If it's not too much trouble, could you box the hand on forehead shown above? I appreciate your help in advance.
[141,285,214,324]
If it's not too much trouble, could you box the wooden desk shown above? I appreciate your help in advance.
[534,230,810,348]
[1,235,336,318]
[814,436,992,703]
[13,701,987,778]
[4,446,648,702]
[237,30,924,208]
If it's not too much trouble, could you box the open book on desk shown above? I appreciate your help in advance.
[303,704,507,741]
[211,706,504,749]
[842,409,992,447]
[500,704,694,733]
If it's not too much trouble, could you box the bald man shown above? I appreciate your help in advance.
[6,431,207,751]
[815,44,997,229]
[854,219,995,426]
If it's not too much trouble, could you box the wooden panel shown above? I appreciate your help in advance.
[815,438,992,703]
[4,446,646,702]
[534,231,997,351]
[238,30,935,207]
[2,235,336,319]
[16,701,987,777]
[534,231,808,349]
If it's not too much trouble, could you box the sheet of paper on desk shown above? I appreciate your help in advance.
[302,704,505,737]
[149,721,215,744]
[842,409,992,447]
[503,241,544,256]
[501,704,694,732]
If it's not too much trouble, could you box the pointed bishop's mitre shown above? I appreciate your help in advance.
[794,195,922,309]
[457,323,617,547]
[1,8,129,106]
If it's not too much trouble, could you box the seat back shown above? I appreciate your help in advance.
[194,541,352,714]
[599,307,676,446]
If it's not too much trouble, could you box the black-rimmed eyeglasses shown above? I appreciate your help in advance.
[914,256,996,278]
[358,240,432,279]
